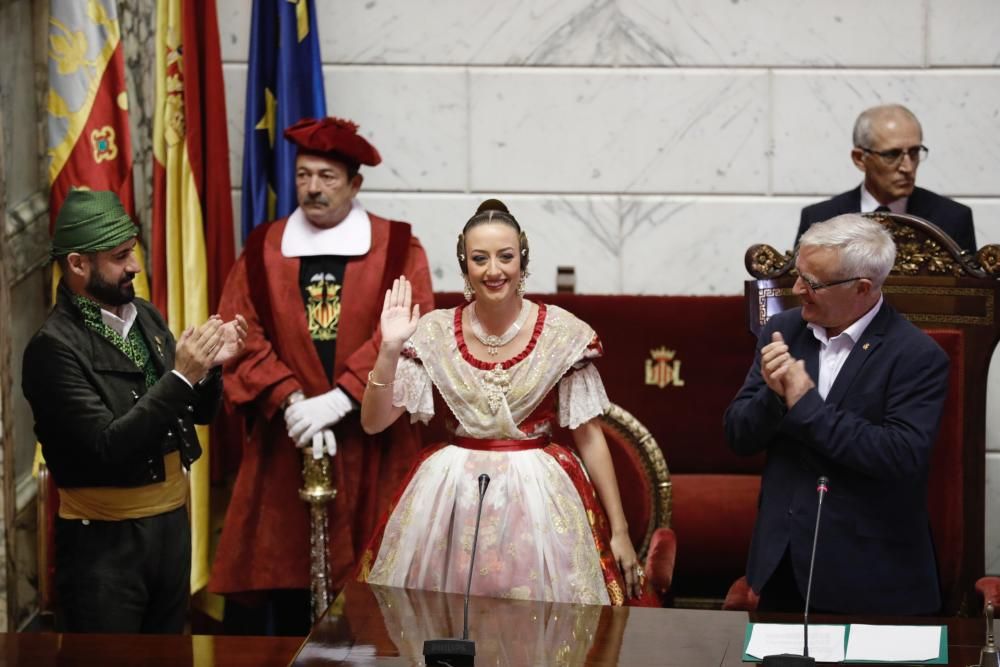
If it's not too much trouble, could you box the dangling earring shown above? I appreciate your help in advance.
[463,277,474,302]
[517,273,527,297]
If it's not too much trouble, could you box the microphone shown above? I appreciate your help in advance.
[424,473,491,667]
[763,476,828,667]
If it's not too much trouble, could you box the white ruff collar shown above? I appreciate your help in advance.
[281,200,372,257]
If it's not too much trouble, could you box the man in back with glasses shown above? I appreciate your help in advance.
[796,103,977,254]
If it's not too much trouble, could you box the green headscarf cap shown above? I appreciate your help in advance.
[51,189,138,258]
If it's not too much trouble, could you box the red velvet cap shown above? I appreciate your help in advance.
[283,117,382,167]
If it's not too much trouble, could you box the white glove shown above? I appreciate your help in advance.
[284,387,354,449]
[309,429,337,459]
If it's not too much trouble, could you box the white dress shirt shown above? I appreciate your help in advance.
[860,184,907,214]
[807,295,883,400]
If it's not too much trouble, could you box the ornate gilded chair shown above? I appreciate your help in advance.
[725,212,1000,615]
[593,403,675,606]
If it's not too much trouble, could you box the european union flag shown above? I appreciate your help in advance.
[241,0,326,240]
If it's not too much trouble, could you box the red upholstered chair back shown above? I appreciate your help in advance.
[924,329,965,612]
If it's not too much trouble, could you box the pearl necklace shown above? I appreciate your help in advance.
[468,300,532,356]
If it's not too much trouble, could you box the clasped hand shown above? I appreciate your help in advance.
[284,388,354,459]
[760,332,815,407]
[174,314,248,384]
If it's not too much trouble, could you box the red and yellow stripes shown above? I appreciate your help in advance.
[152,0,234,593]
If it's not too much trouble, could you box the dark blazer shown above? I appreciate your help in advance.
[724,302,949,614]
[797,186,977,254]
[22,283,221,488]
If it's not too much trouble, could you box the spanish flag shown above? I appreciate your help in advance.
[47,0,149,299]
[152,0,235,594]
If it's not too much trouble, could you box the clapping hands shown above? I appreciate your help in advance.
[760,332,815,408]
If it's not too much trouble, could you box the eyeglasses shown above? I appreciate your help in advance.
[796,274,864,292]
[858,145,929,167]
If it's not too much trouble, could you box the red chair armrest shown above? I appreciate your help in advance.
[975,576,1000,611]
[645,527,676,595]
[723,575,760,611]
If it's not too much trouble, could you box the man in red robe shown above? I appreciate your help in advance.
[209,117,434,634]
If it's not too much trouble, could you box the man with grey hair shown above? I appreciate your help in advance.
[796,104,976,253]
[726,214,949,614]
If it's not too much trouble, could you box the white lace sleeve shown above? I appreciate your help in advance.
[558,363,610,430]
[392,355,434,424]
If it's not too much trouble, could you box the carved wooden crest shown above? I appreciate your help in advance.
[745,212,1000,280]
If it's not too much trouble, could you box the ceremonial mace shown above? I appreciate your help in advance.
[299,453,337,622]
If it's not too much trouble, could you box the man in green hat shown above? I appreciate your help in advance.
[22,189,247,633]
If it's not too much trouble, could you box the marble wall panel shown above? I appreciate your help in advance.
[323,67,468,192]
[987,452,1000,574]
[223,65,468,196]
[615,0,925,67]
[470,69,769,195]
[988,346,1000,455]
[619,196,804,295]
[361,193,624,295]
[363,193,802,295]
[958,198,1000,247]
[772,71,1000,198]
[928,0,1000,66]
[312,1,619,66]
[219,0,617,66]
[220,1,933,68]
[230,190,242,254]
[216,0,252,63]
[221,64,247,203]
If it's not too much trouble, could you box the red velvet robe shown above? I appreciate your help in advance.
[208,212,434,595]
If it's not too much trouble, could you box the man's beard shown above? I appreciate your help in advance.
[86,269,136,306]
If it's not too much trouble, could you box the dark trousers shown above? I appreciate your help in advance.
[55,506,190,633]
[757,548,807,613]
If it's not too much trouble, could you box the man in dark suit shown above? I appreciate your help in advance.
[797,104,976,254]
[22,189,246,632]
[725,214,948,615]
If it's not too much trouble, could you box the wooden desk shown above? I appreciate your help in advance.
[1,583,992,665]
[293,580,996,666]
[0,633,301,666]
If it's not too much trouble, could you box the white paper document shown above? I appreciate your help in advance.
[746,623,846,663]
[845,624,942,662]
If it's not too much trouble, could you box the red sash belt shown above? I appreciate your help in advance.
[451,434,550,451]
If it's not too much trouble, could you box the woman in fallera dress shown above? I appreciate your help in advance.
[358,199,642,605]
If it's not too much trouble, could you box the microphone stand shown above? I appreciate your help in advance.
[976,601,999,667]
[424,473,491,667]
[763,476,828,667]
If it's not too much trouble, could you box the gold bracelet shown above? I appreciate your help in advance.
[367,370,393,389]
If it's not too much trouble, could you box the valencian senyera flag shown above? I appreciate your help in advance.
[47,0,150,299]
[152,0,235,594]
[241,0,327,240]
